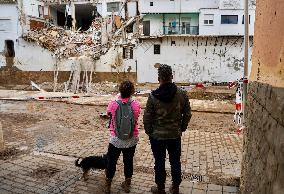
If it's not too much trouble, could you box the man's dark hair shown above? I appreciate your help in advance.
[158,64,173,82]
[119,80,135,98]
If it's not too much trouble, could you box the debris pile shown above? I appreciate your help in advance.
[37,81,119,95]
[89,81,118,94]
[22,15,140,94]
[63,55,95,94]
[23,19,104,59]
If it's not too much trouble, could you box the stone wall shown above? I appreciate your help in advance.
[240,0,284,193]
[241,82,284,193]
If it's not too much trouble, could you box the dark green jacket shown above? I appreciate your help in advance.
[143,83,192,140]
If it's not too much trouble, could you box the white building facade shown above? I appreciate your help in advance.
[136,0,256,83]
[0,0,138,85]
[0,0,20,52]
[139,0,255,36]
[199,0,256,36]
[136,36,253,83]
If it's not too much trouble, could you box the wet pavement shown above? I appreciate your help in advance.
[0,98,241,194]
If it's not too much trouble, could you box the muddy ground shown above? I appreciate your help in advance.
[0,91,242,192]
[1,100,237,157]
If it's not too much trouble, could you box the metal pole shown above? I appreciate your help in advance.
[179,0,181,34]
[243,0,249,123]
[135,59,138,82]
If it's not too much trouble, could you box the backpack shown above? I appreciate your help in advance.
[114,99,135,140]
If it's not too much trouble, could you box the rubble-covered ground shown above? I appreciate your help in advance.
[0,86,241,194]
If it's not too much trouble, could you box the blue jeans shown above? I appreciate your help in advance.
[150,137,182,186]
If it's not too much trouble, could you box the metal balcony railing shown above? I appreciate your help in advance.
[163,26,199,35]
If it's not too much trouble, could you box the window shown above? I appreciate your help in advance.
[38,5,44,18]
[242,15,251,24]
[130,48,133,59]
[107,2,120,12]
[143,21,150,36]
[154,45,160,54]
[4,40,15,57]
[123,47,127,59]
[204,14,214,25]
[123,47,134,59]
[0,19,12,31]
[221,15,238,24]
[44,6,49,16]
[150,2,153,6]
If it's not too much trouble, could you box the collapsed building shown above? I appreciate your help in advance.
[0,0,140,92]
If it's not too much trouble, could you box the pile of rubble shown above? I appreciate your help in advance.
[23,19,104,59]
[89,81,118,94]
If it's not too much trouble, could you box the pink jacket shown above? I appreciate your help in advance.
[107,97,141,138]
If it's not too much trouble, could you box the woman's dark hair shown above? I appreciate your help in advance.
[119,80,135,98]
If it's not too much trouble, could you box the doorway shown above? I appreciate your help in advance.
[143,21,150,36]
[75,4,97,31]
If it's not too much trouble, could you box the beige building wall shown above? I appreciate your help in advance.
[241,0,284,193]
[249,0,284,87]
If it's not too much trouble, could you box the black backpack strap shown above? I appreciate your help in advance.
[116,99,123,106]
[127,98,133,105]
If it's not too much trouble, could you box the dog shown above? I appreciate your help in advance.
[75,154,108,180]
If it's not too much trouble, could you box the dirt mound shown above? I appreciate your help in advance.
[0,147,20,160]
[31,166,61,180]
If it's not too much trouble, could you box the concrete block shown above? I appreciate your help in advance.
[207,184,222,191]
[192,183,207,190]
[223,186,238,193]
[207,191,222,194]
[191,188,207,194]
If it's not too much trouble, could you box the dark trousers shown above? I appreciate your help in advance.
[150,137,182,186]
[106,143,136,179]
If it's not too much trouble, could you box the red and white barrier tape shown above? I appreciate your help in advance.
[32,95,91,100]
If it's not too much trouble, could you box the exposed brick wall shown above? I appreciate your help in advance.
[241,81,284,193]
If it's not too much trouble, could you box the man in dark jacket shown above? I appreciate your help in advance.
[143,64,192,194]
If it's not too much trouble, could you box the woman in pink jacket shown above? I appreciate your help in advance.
[105,81,141,194]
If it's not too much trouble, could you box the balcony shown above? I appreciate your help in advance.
[163,26,199,35]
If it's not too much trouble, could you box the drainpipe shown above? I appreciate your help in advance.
[243,0,249,123]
